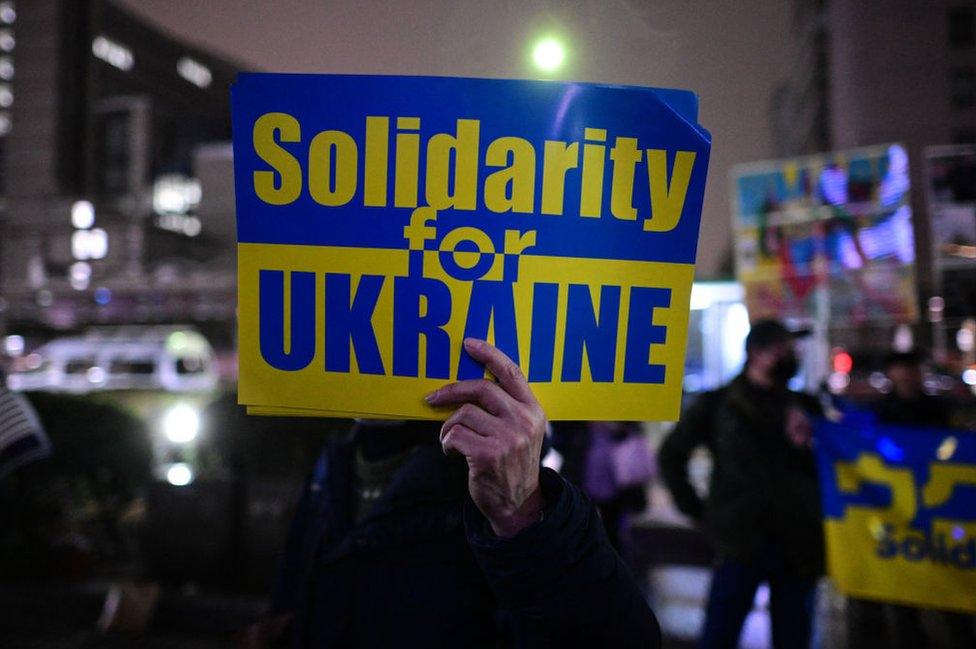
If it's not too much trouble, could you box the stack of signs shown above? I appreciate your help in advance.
[231,74,710,421]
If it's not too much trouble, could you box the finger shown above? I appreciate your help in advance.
[425,379,510,415]
[440,423,488,457]
[441,402,498,439]
[462,338,535,404]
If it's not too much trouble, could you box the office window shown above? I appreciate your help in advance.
[95,110,130,194]
[948,7,976,49]
[951,67,976,108]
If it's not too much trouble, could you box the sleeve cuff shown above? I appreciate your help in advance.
[464,468,617,611]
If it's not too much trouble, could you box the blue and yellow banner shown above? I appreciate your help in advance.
[231,74,711,420]
[816,413,976,613]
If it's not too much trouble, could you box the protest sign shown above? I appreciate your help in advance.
[232,74,710,420]
[816,413,976,613]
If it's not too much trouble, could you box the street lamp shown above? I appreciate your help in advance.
[532,37,566,75]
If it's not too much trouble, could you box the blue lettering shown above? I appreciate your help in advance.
[623,286,671,384]
[393,276,452,378]
[528,283,559,382]
[457,281,520,379]
[561,284,620,383]
[259,270,316,371]
[324,273,385,374]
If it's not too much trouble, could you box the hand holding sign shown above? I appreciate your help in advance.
[427,338,546,538]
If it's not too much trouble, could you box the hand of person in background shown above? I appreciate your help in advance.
[426,338,547,538]
[785,405,813,448]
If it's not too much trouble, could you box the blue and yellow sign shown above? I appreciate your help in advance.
[231,74,711,420]
[816,413,976,613]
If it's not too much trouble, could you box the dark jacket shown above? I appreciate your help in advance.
[658,375,824,578]
[874,392,952,428]
[274,429,661,648]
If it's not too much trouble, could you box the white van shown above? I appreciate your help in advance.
[7,326,218,394]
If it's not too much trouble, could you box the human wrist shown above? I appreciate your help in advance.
[488,483,545,538]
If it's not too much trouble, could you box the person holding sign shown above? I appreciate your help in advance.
[242,338,661,648]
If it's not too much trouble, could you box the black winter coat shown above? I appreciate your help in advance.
[273,432,661,648]
[658,375,825,579]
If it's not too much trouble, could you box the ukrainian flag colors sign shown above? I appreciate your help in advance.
[816,414,976,613]
[231,74,711,420]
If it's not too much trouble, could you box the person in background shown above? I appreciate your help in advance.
[551,421,651,556]
[847,351,975,649]
[241,338,661,648]
[875,350,952,428]
[658,319,823,649]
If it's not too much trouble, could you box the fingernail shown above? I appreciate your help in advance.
[425,390,439,404]
[463,338,479,351]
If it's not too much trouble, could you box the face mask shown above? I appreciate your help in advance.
[771,354,799,384]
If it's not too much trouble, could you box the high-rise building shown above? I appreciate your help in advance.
[769,0,976,351]
[0,0,241,345]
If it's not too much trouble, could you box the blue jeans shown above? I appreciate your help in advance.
[698,553,816,649]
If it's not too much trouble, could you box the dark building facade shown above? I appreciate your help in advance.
[770,0,976,353]
[0,0,241,345]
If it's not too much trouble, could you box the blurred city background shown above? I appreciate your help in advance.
[0,1,974,647]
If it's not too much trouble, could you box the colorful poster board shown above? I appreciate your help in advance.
[816,414,976,613]
[732,144,917,325]
[231,74,710,420]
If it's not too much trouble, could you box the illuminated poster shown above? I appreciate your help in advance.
[232,74,710,420]
[732,144,917,325]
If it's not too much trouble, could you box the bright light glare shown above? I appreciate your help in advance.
[177,57,212,88]
[166,463,194,487]
[3,334,24,356]
[937,436,958,462]
[963,368,976,386]
[163,403,200,444]
[92,36,134,71]
[828,371,851,393]
[532,38,565,73]
[69,261,92,291]
[71,228,108,260]
[71,200,95,229]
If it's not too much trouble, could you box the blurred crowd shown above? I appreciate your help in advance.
[1,323,975,648]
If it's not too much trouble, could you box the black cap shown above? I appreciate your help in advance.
[745,319,811,351]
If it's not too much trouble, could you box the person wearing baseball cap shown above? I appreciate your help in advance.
[659,318,823,649]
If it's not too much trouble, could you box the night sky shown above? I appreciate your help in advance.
[117,0,795,277]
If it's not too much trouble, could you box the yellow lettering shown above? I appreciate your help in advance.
[580,128,606,218]
[394,117,421,208]
[484,136,536,213]
[836,453,917,522]
[425,119,481,211]
[503,229,537,254]
[644,149,696,232]
[364,116,389,207]
[541,141,579,216]
[609,137,642,221]
[923,463,976,509]
[308,130,358,206]
[253,112,302,205]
